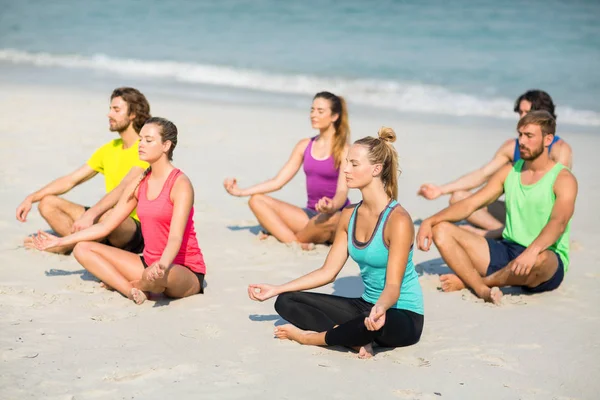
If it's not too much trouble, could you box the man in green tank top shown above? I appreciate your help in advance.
[416,110,578,305]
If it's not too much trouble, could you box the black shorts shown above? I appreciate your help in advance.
[84,207,144,254]
[140,256,204,294]
[486,238,564,293]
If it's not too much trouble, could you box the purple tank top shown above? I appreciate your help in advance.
[302,137,350,211]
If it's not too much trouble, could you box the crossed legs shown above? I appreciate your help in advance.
[248,194,340,246]
[432,222,560,304]
[25,195,138,254]
[72,241,201,304]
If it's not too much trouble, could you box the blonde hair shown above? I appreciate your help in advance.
[354,127,400,200]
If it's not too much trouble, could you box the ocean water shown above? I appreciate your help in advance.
[1,0,599,126]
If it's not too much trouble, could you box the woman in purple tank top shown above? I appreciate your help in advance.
[224,92,351,249]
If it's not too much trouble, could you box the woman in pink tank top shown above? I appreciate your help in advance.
[33,117,206,305]
[223,92,351,249]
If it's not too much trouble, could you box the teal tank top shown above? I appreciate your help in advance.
[347,200,424,315]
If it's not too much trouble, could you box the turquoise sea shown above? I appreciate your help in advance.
[1,0,599,126]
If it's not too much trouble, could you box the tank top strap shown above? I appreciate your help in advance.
[138,170,151,201]
[162,168,182,198]
[348,201,361,231]
[513,138,520,163]
[376,199,399,237]
[304,136,317,160]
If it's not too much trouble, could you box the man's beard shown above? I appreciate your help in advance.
[109,119,131,133]
[519,144,544,160]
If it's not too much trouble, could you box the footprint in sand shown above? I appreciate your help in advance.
[179,323,222,340]
[393,389,441,399]
[570,240,583,251]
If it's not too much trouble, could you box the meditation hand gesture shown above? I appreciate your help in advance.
[247,284,279,302]
[32,230,62,251]
[364,304,386,331]
[223,178,243,197]
[72,212,95,233]
[146,262,169,282]
[416,221,433,251]
[508,249,539,276]
[315,197,335,214]
[16,198,33,222]
[417,183,443,200]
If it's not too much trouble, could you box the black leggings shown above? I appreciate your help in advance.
[274,291,424,348]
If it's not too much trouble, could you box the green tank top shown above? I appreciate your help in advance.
[502,160,571,271]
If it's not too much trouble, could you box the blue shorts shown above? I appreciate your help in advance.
[303,207,319,219]
[486,239,564,293]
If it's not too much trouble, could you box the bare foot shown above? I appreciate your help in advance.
[258,230,270,240]
[440,274,466,292]
[23,236,36,249]
[130,288,147,305]
[274,324,319,345]
[300,242,315,251]
[100,282,115,291]
[353,343,375,359]
[488,287,503,305]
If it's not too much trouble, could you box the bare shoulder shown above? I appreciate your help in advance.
[339,203,358,227]
[552,139,573,154]
[493,162,514,180]
[386,206,414,234]
[498,138,517,157]
[295,137,312,151]
[172,172,194,198]
[555,167,577,187]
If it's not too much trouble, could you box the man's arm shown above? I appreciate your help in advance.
[550,140,573,170]
[417,164,511,251]
[528,170,577,254]
[16,164,97,222]
[72,166,146,232]
[417,139,514,199]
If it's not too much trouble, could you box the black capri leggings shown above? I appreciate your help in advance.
[274,291,424,348]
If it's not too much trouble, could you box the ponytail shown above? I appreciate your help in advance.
[128,166,152,201]
[354,127,400,200]
[313,92,350,169]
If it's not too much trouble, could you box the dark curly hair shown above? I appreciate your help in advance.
[514,90,557,120]
[110,87,151,133]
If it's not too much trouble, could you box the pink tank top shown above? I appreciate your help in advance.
[137,168,206,274]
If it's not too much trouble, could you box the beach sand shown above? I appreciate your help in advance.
[0,83,598,399]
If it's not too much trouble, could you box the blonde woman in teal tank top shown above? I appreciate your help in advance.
[417,111,578,305]
[248,127,424,359]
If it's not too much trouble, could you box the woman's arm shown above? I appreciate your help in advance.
[224,138,309,196]
[248,207,354,301]
[364,209,415,331]
[377,210,415,311]
[157,174,195,267]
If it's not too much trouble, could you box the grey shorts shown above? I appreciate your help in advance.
[303,207,319,219]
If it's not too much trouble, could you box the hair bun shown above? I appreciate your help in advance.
[377,127,396,144]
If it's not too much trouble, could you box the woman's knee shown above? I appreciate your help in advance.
[274,292,296,316]
[248,194,267,210]
[73,241,95,263]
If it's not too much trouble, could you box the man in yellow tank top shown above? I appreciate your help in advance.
[17,88,150,255]
[416,111,578,305]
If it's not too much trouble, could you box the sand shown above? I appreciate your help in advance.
[0,83,598,399]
